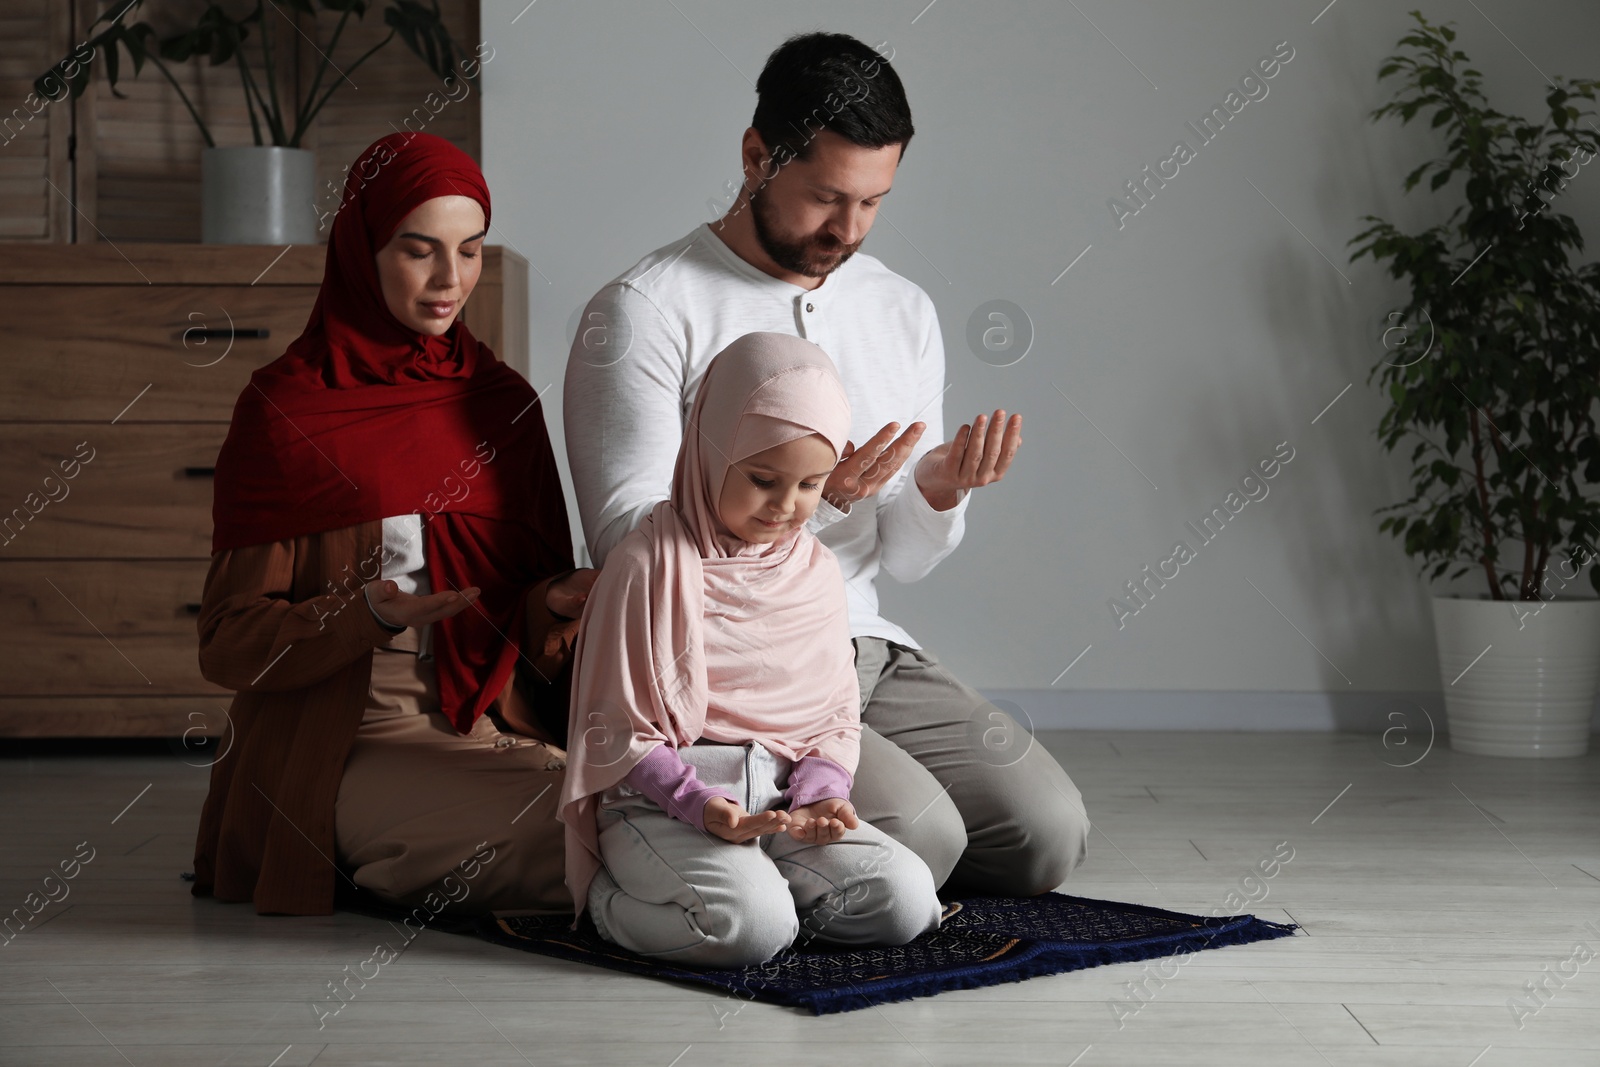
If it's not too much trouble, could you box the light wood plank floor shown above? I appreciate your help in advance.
[2,730,1598,1065]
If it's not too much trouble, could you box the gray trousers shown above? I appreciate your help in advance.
[587,739,944,969]
[847,637,1091,898]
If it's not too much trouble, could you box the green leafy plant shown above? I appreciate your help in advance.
[1349,10,1600,601]
[34,0,470,148]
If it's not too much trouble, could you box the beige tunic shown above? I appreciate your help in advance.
[190,518,578,916]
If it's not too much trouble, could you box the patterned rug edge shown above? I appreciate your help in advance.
[470,897,1301,1016]
[796,913,1300,1014]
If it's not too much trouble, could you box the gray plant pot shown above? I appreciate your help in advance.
[1432,595,1600,757]
[201,146,318,245]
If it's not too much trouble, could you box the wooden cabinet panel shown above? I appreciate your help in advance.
[0,696,232,739]
[4,286,316,422]
[0,560,223,696]
[0,424,225,558]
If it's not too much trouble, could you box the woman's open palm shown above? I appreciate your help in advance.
[365,579,481,629]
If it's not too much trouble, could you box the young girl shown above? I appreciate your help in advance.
[558,332,944,968]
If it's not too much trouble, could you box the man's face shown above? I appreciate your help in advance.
[747,129,901,279]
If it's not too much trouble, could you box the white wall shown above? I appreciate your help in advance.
[480,0,1600,707]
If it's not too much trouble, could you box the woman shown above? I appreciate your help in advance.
[191,131,595,917]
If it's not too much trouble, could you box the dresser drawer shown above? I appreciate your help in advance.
[0,560,225,695]
[2,286,315,421]
[0,696,231,739]
[0,424,224,557]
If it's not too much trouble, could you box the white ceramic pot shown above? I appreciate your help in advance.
[201,146,318,245]
[1431,595,1600,757]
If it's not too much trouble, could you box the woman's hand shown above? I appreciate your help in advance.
[784,798,859,844]
[365,580,480,629]
[703,797,791,843]
[547,567,599,620]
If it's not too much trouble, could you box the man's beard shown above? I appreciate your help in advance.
[749,189,862,278]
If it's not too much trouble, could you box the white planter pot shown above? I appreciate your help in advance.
[201,146,318,245]
[1431,595,1600,758]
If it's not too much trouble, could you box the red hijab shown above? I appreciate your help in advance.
[211,131,573,734]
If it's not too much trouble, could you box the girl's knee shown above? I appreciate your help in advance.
[677,894,799,969]
[884,852,943,944]
[819,849,942,947]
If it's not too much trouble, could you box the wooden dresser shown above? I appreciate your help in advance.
[0,244,528,738]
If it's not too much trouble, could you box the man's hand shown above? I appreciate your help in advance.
[784,797,859,844]
[703,797,792,843]
[822,421,927,513]
[365,580,480,629]
[546,567,599,620]
[914,409,1023,510]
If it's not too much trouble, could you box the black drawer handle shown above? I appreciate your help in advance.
[184,603,202,615]
[184,466,216,478]
[188,328,270,339]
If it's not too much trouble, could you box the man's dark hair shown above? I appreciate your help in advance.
[751,32,914,166]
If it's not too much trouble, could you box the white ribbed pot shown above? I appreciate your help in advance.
[1431,595,1600,758]
[201,146,318,245]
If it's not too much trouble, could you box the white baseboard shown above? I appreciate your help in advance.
[980,689,1600,734]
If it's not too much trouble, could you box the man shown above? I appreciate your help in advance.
[563,31,1088,897]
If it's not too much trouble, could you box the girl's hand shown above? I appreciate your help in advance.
[823,421,926,511]
[547,567,599,620]
[785,798,859,844]
[703,797,791,843]
[365,580,480,629]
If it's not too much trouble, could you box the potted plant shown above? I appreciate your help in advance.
[1351,11,1600,757]
[36,0,472,244]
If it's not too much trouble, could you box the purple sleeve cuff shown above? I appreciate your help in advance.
[782,755,854,809]
[625,744,740,832]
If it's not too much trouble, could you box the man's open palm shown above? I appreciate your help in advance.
[915,408,1023,506]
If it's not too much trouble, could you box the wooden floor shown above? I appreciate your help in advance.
[3,729,1598,1065]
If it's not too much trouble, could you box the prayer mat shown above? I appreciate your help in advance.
[473,892,1298,1015]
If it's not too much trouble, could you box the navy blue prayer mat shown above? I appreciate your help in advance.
[472,892,1299,1015]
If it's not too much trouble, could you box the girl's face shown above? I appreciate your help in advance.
[374,194,487,336]
[717,434,838,544]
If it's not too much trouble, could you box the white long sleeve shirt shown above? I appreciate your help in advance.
[563,222,969,649]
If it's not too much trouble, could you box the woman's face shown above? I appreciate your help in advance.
[374,194,487,336]
[717,434,838,544]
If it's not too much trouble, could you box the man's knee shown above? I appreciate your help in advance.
[949,772,1090,897]
[1009,782,1090,895]
[869,788,967,891]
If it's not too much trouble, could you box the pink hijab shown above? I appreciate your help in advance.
[558,332,858,928]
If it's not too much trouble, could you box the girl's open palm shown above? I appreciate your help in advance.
[785,798,859,844]
[703,797,791,843]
